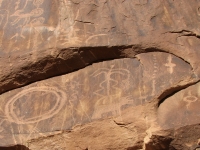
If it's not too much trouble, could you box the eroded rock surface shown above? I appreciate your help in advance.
[1,0,200,94]
[1,0,200,150]
[158,82,200,129]
[0,52,196,149]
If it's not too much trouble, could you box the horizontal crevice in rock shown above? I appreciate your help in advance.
[157,79,199,107]
[167,30,200,39]
[0,45,168,95]
[0,145,29,150]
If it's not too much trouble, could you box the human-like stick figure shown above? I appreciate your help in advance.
[165,55,176,74]
[92,65,129,105]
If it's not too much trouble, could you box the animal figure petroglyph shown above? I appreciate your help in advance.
[11,8,44,26]
[10,7,44,41]
[91,96,133,120]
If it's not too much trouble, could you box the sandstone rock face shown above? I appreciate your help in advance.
[1,0,200,150]
[0,52,194,147]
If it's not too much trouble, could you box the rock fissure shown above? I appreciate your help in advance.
[1,0,200,149]
[0,46,174,95]
[168,30,200,39]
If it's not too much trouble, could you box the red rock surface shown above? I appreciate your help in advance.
[0,0,200,150]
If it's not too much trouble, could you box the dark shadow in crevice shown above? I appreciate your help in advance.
[0,45,165,95]
[157,80,199,107]
[0,145,29,150]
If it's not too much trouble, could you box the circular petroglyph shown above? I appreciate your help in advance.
[5,86,66,124]
[183,91,198,109]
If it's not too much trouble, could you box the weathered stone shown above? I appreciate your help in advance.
[1,0,200,94]
[158,82,200,129]
[1,0,200,149]
[0,52,194,148]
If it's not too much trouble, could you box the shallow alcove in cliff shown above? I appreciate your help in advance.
[1,0,200,149]
[0,145,29,150]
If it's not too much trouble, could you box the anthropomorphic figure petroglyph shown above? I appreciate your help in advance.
[165,55,176,74]
[92,65,130,105]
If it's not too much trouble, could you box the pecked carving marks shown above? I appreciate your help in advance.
[5,86,66,124]
[158,82,200,129]
[0,0,58,52]
[0,52,194,146]
[0,9,8,48]
[91,65,130,105]
[91,96,133,120]
[90,64,132,120]
[164,55,176,74]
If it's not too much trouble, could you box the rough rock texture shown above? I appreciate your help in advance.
[1,0,200,150]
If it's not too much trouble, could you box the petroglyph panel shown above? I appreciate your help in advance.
[2,0,194,54]
[0,52,193,146]
[0,0,58,53]
[158,82,200,129]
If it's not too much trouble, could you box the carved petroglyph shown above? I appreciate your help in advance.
[91,65,131,120]
[64,80,91,123]
[85,34,108,44]
[58,28,82,45]
[10,0,45,43]
[56,1,82,46]
[92,65,130,105]
[183,91,198,109]
[0,9,8,48]
[65,80,82,124]
[138,64,147,103]
[151,54,158,96]
[30,17,45,50]
[92,96,133,120]
[14,0,21,10]
[33,0,44,8]
[11,8,44,27]
[165,55,176,74]
[0,0,3,7]
[0,54,193,145]
[5,86,66,124]
[0,119,5,137]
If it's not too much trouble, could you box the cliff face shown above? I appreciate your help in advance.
[1,0,200,149]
